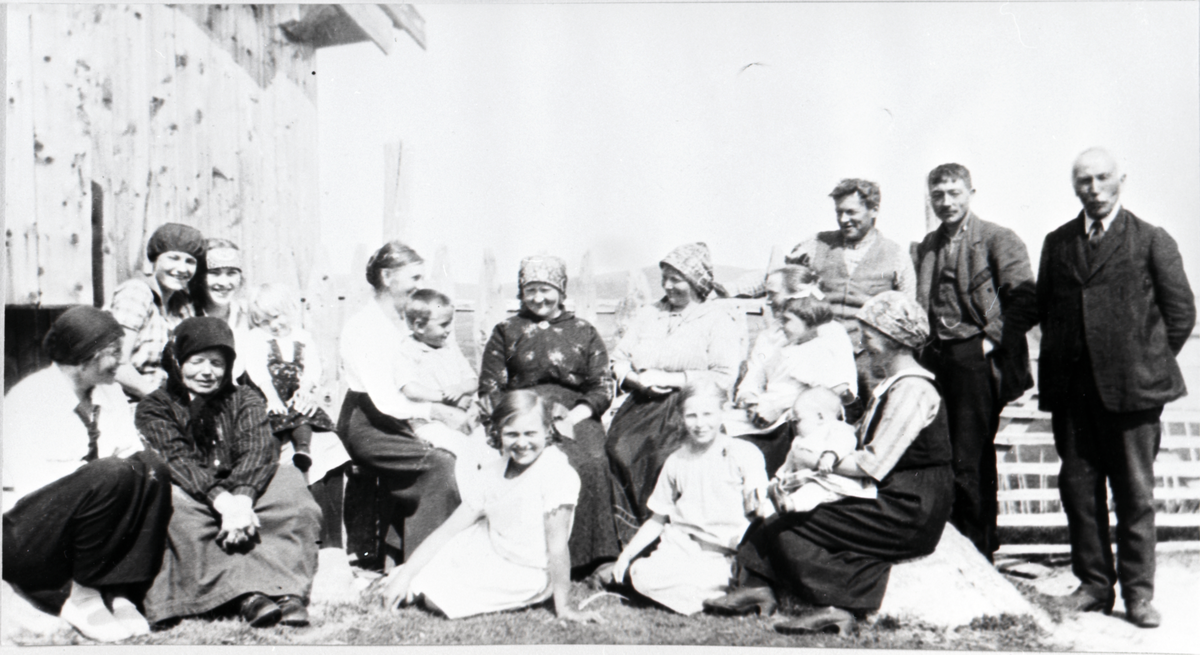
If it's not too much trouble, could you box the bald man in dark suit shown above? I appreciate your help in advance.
[1037,148,1195,628]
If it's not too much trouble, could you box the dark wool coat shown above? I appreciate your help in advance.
[1036,208,1195,412]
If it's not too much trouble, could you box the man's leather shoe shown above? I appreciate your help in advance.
[1054,588,1114,615]
[702,586,778,616]
[774,606,856,635]
[240,593,282,628]
[275,595,310,627]
[1125,599,1161,628]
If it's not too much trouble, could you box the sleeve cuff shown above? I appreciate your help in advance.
[231,485,258,500]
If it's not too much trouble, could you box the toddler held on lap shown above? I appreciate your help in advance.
[735,293,857,429]
[772,387,876,514]
[398,289,479,457]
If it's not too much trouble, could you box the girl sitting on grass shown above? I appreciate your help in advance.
[609,380,771,615]
[379,390,604,623]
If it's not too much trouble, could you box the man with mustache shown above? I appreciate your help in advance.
[913,163,1038,562]
[1036,148,1194,628]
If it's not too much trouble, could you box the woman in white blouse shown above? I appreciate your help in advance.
[605,242,747,541]
[337,242,464,563]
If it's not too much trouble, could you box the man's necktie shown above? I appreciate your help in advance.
[74,400,102,462]
[1089,219,1105,245]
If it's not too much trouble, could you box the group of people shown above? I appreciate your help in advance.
[3,147,1192,641]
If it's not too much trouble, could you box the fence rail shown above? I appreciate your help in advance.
[993,408,1200,553]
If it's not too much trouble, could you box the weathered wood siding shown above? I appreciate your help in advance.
[4,4,320,307]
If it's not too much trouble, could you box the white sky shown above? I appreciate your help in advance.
[316,2,1200,288]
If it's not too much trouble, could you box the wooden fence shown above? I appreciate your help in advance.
[994,405,1200,554]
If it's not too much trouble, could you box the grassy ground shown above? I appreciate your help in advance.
[10,581,1058,648]
[20,552,1200,647]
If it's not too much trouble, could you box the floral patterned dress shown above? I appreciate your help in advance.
[479,309,621,571]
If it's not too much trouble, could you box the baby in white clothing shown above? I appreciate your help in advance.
[771,387,876,513]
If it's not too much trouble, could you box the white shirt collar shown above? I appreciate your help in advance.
[1084,203,1122,235]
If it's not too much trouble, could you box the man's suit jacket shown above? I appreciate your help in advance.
[1037,208,1195,413]
[914,213,1038,403]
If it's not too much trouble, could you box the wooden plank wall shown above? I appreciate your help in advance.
[4,4,320,307]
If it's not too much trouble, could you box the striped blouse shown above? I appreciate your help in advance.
[136,385,278,504]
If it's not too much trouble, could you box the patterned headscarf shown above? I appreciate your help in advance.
[660,242,723,300]
[146,223,205,263]
[855,291,929,350]
[518,255,568,294]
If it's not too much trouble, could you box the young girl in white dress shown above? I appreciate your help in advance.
[379,389,604,623]
[610,380,771,615]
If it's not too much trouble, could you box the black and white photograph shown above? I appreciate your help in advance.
[2,1,1198,649]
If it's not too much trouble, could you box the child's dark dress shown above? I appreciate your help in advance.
[265,338,335,434]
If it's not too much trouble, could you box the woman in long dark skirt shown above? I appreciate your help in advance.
[605,243,747,540]
[478,255,621,575]
[704,291,953,635]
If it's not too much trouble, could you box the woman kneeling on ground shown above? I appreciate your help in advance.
[136,317,321,628]
[704,291,953,635]
[379,390,603,623]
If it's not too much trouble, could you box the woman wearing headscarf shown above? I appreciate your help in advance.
[107,223,206,399]
[337,242,461,565]
[606,242,747,541]
[197,238,250,380]
[136,317,321,628]
[478,255,622,575]
[3,307,171,642]
[703,291,953,635]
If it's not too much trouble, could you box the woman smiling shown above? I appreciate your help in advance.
[478,255,622,575]
[107,223,207,399]
[605,243,747,542]
[136,317,321,629]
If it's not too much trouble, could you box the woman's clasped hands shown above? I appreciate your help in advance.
[212,491,260,550]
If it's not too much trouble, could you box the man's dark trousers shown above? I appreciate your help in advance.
[1052,355,1160,603]
[922,334,1001,559]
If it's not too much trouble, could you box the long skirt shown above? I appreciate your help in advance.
[2,452,172,614]
[409,520,551,619]
[143,466,321,623]
[737,464,953,611]
[605,391,688,543]
[337,391,460,561]
[629,526,735,615]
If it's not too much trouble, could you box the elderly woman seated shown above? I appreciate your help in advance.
[3,307,172,642]
[704,291,953,635]
[135,317,321,628]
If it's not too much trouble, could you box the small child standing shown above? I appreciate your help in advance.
[378,390,602,624]
[771,387,876,514]
[610,381,771,615]
[736,294,858,428]
[397,289,479,457]
[241,283,336,471]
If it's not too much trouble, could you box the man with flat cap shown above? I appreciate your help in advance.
[3,306,172,642]
[1037,148,1195,628]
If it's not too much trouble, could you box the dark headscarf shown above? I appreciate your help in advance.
[146,223,206,263]
[43,306,124,365]
[162,317,239,455]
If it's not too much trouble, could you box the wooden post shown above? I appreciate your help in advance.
[382,140,406,242]
[574,250,597,326]
[475,248,504,361]
[614,267,654,340]
[426,243,454,297]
